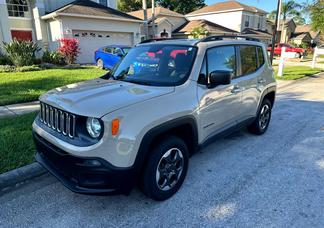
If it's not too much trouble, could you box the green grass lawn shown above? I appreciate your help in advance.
[275,66,323,80]
[0,66,106,106]
[0,112,37,174]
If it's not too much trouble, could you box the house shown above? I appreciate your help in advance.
[0,0,143,63]
[294,24,321,45]
[172,19,238,39]
[267,19,321,46]
[186,1,268,34]
[128,6,187,39]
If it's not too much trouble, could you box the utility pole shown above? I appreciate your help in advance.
[151,0,156,38]
[142,0,148,40]
[270,0,282,64]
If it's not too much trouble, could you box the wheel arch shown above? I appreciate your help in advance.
[133,116,199,178]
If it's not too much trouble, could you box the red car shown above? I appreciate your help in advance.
[268,43,306,58]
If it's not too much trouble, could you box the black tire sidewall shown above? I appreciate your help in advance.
[141,136,189,201]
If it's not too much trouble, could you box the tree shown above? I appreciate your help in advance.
[310,0,324,32]
[156,0,205,14]
[118,0,151,12]
[189,27,208,39]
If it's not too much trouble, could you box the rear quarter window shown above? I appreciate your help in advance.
[257,46,265,67]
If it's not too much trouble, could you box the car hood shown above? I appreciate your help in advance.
[40,78,174,118]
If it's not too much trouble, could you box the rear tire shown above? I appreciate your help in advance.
[248,99,272,135]
[140,136,189,201]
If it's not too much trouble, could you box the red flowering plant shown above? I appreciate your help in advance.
[58,38,80,64]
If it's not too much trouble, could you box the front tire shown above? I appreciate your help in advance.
[248,99,272,135]
[140,136,189,201]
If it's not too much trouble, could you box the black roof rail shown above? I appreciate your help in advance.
[200,35,260,43]
[139,38,182,44]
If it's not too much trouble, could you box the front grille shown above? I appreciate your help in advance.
[39,102,76,139]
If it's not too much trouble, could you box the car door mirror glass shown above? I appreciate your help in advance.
[208,70,232,88]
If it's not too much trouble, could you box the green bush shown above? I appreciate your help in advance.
[2,39,40,66]
[0,65,41,73]
[0,53,12,65]
[0,65,15,73]
[42,50,66,65]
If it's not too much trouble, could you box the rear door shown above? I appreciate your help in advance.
[237,45,264,120]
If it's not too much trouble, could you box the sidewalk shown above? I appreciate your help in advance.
[0,101,39,118]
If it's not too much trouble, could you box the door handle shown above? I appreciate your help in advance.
[231,86,241,94]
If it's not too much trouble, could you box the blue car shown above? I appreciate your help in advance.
[94,45,131,70]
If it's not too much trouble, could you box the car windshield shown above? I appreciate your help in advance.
[110,44,197,86]
[122,47,131,54]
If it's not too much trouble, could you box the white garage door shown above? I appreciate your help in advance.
[73,30,133,64]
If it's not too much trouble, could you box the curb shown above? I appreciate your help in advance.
[0,162,47,192]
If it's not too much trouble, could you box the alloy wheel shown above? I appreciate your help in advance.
[156,148,184,191]
[259,104,270,130]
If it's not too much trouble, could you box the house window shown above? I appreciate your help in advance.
[6,0,29,17]
[99,0,107,6]
[258,16,262,29]
[244,15,250,27]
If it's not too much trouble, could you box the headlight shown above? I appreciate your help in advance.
[86,117,102,138]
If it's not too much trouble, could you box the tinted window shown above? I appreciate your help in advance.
[257,46,265,67]
[207,46,236,78]
[198,57,207,84]
[240,45,257,75]
[104,47,113,53]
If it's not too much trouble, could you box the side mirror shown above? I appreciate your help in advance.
[208,70,232,88]
[117,53,124,58]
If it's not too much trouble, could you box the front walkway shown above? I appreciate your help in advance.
[0,101,39,118]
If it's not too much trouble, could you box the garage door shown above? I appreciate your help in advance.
[72,30,133,64]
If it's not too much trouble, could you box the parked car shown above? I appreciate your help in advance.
[33,36,276,201]
[94,45,131,69]
[267,43,306,58]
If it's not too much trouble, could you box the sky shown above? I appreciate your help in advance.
[205,0,306,12]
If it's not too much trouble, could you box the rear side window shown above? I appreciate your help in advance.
[104,47,113,53]
[240,45,257,75]
[207,46,236,78]
[257,46,265,67]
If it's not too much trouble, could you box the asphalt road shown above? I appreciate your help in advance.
[1,75,324,228]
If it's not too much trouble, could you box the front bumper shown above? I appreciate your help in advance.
[33,132,136,195]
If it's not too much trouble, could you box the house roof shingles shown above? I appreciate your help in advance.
[173,19,237,34]
[45,0,142,21]
[128,7,185,20]
[295,24,320,39]
[187,1,267,16]
[242,28,272,37]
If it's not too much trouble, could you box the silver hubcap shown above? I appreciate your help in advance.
[156,148,184,191]
[259,104,270,130]
[97,59,103,68]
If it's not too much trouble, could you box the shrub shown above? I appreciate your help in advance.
[2,39,40,66]
[0,52,12,65]
[58,38,80,64]
[42,50,66,65]
[0,65,15,73]
[0,65,41,73]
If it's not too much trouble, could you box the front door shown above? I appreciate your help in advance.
[197,45,243,141]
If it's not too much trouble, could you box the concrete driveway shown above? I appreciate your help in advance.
[1,75,324,228]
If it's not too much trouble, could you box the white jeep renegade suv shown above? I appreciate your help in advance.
[33,36,276,201]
